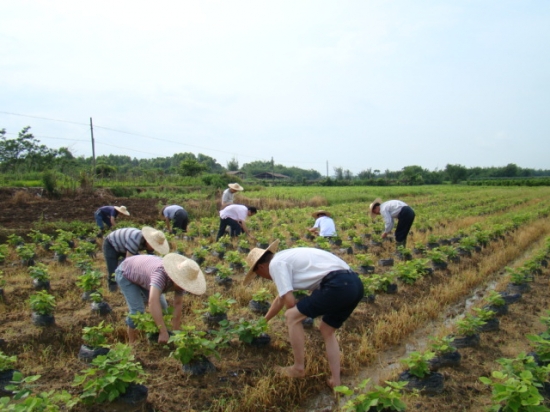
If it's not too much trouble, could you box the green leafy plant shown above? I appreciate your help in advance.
[231,318,269,344]
[526,334,550,364]
[335,378,408,412]
[76,270,103,293]
[89,291,104,304]
[426,248,447,264]
[192,247,208,260]
[479,369,547,412]
[484,290,507,307]
[6,234,24,247]
[456,314,486,337]
[359,275,378,296]
[215,264,233,279]
[394,262,420,285]
[356,254,375,267]
[197,293,236,316]
[129,311,172,334]
[169,326,220,365]
[16,245,35,261]
[0,372,77,411]
[472,307,496,322]
[237,238,250,249]
[251,288,273,304]
[28,263,50,282]
[72,343,146,405]
[400,351,435,378]
[29,291,56,315]
[82,321,114,348]
[50,240,70,256]
[0,350,16,372]
[505,266,530,285]
[428,335,457,356]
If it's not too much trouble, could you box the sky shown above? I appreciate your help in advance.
[1,1,549,176]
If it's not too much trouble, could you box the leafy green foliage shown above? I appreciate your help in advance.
[456,314,486,337]
[169,326,220,365]
[400,351,435,378]
[0,351,16,372]
[82,321,114,348]
[230,318,268,344]
[335,378,409,411]
[251,288,273,303]
[197,293,236,316]
[76,270,103,292]
[428,336,456,356]
[72,343,145,405]
[29,291,56,315]
[28,264,50,282]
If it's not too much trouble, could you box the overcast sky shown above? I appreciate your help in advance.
[1,1,549,176]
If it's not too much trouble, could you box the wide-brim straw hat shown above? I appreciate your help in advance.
[114,205,130,216]
[228,183,244,191]
[369,198,382,218]
[163,253,206,295]
[312,210,331,219]
[141,226,170,255]
[243,239,280,285]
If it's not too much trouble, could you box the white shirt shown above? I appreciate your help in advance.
[313,216,337,237]
[380,200,408,233]
[221,188,234,205]
[219,204,248,221]
[269,248,350,297]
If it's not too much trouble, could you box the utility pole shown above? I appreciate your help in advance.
[271,156,274,180]
[90,117,96,187]
[326,160,329,178]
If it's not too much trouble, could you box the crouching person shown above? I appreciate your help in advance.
[115,253,206,344]
[244,240,363,388]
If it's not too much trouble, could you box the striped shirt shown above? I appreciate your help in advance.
[120,255,183,295]
[105,228,144,255]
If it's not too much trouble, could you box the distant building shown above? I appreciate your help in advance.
[254,172,290,180]
[226,170,246,179]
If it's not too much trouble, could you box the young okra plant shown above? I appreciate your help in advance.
[82,321,114,349]
[29,290,56,316]
[169,326,220,365]
[400,351,436,378]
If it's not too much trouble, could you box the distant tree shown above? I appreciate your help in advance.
[95,163,117,178]
[333,167,344,180]
[0,126,58,172]
[343,169,353,180]
[179,158,207,177]
[357,168,373,179]
[401,165,425,185]
[445,164,468,184]
[227,157,239,171]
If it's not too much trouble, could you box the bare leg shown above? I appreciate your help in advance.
[319,320,340,388]
[279,306,307,378]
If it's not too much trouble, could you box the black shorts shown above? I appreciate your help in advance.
[296,270,364,329]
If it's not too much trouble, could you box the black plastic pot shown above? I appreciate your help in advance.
[238,247,250,254]
[378,258,394,267]
[192,256,205,265]
[427,242,440,250]
[483,304,509,317]
[109,383,148,409]
[203,312,227,327]
[0,288,4,302]
[505,283,530,295]
[32,279,50,291]
[257,243,269,249]
[81,290,98,301]
[204,266,218,275]
[54,253,67,263]
[78,344,110,363]
[362,294,376,304]
[477,317,500,333]
[339,247,353,255]
[229,263,243,271]
[499,292,521,305]
[399,370,444,395]
[182,356,216,376]
[302,317,314,328]
[31,312,55,327]
[250,333,271,347]
[429,351,461,370]
[359,265,375,274]
[354,244,368,251]
[21,258,35,267]
[457,248,472,257]
[215,276,233,288]
[91,301,112,316]
[384,283,398,294]
[449,333,480,349]
[0,369,18,396]
[432,261,448,271]
[249,300,270,315]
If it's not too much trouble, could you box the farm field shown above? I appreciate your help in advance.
[1,185,550,411]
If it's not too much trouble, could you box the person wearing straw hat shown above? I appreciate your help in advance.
[216,204,257,241]
[244,240,363,388]
[369,198,416,248]
[221,183,244,209]
[307,210,337,238]
[161,205,189,234]
[103,226,170,292]
[115,253,206,344]
[94,205,130,237]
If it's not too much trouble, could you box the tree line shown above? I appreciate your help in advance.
[1,126,549,186]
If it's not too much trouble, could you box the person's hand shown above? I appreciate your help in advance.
[158,330,170,344]
[381,232,388,239]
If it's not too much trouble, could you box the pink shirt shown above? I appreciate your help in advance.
[120,255,183,295]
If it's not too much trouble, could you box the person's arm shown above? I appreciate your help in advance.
[171,293,183,331]
[307,227,319,234]
[110,216,116,227]
[239,220,252,236]
[148,286,170,344]
[164,216,171,232]
[264,296,285,322]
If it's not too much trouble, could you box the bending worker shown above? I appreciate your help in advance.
[369,198,415,248]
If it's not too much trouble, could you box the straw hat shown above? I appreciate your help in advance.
[369,198,382,218]
[243,239,280,285]
[228,183,244,191]
[163,253,206,295]
[312,210,331,219]
[114,205,130,216]
[141,226,170,255]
